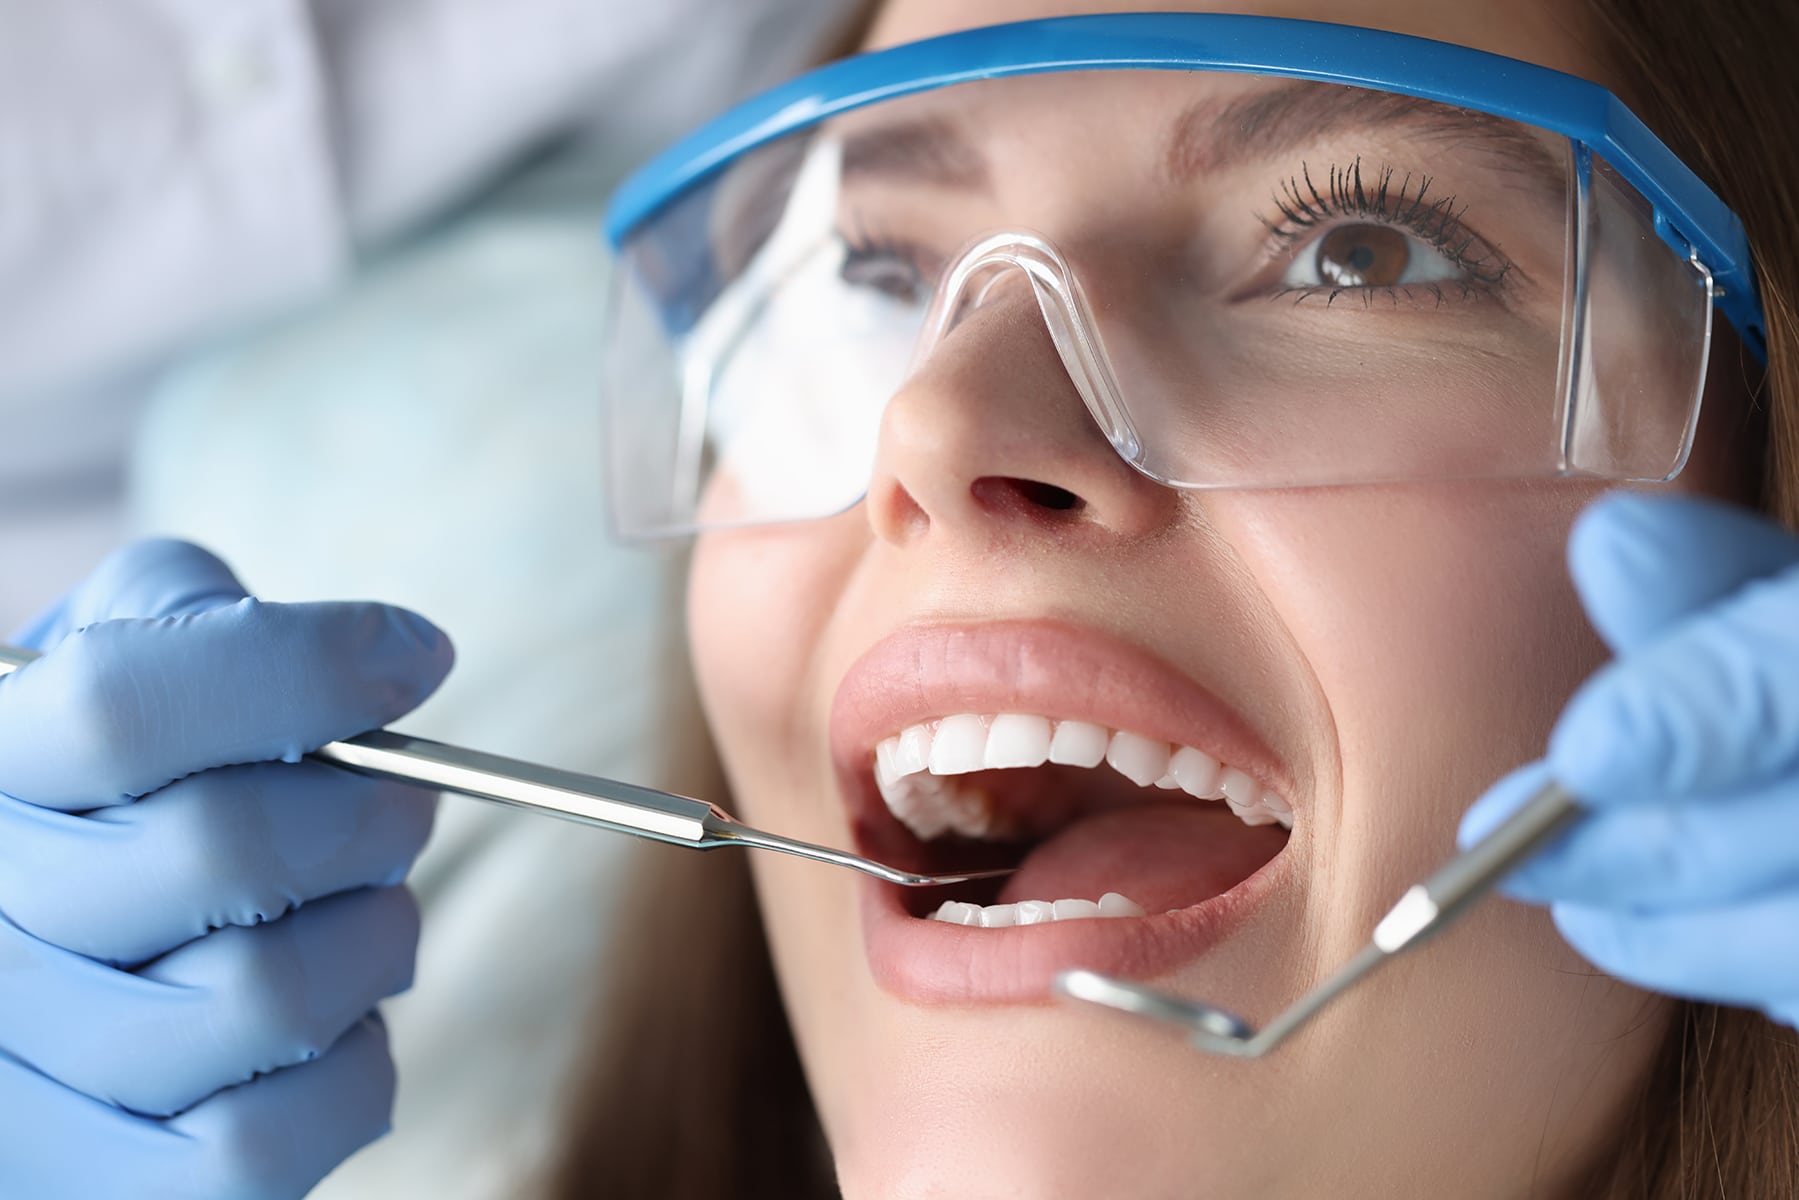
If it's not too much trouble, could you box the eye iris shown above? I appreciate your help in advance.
[1315,225,1409,287]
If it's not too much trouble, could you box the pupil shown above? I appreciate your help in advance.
[1316,225,1408,288]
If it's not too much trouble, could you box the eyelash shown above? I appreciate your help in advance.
[1263,156,1515,305]
[839,215,936,303]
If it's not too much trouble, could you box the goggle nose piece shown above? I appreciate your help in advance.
[912,230,1146,466]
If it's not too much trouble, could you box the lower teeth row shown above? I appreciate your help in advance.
[930,892,1147,927]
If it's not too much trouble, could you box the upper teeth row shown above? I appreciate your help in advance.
[872,713,1293,841]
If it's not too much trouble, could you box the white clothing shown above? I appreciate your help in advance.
[0,0,858,629]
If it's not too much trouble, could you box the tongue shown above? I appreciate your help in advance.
[996,803,1286,914]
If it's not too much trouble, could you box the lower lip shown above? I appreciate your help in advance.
[858,840,1293,1004]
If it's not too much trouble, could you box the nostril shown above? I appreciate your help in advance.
[1018,481,1081,511]
[971,476,1086,517]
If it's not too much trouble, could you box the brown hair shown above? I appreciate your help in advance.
[547,2,1799,1196]
[540,849,832,1199]
[1564,0,1799,1189]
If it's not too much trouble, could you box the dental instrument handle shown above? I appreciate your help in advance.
[1370,780,1583,956]
[0,643,1007,888]
[315,728,718,845]
[0,640,718,843]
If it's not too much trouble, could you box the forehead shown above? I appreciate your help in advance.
[828,71,1566,194]
[868,0,1606,84]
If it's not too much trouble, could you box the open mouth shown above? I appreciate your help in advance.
[855,713,1291,923]
[830,620,1299,1002]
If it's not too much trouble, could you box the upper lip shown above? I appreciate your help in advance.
[828,618,1297,842]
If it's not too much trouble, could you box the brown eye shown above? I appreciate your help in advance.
[1315,225,1410,287]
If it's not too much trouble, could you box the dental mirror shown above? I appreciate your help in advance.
[1056,780,1582,1057]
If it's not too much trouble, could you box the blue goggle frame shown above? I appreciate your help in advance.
[603,12,1766,359]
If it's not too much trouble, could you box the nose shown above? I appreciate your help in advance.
[865,280,1179,547]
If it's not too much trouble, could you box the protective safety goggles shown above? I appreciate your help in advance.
[600,14,1766,539]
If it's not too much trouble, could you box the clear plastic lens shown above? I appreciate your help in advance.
[1564,154,1712,481]
[601,71,1714,537]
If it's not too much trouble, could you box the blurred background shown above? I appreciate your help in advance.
[0,1,860,1193]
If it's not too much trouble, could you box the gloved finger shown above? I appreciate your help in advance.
[1568,493,1799,654]
[0,595,452,811]
[1547,560,1799,805]
[1551,892,1799,1016]
[0,888,417,1119]
[9,539,246,649]
[10,596,71,653]
[169,1014,398,1199]
[0,762,434,965]
[0,1015,395,1200]
[1475,773,1799,910]
[0,1050,195,1200]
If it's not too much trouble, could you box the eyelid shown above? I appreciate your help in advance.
[1249,157,1520,298]
[837,225,944,307]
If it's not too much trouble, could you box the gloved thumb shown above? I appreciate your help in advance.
[13,540,249,651]
[1568,492,1799,654]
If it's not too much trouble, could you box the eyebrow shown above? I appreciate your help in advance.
[835,78,1565,197]
[1165,80,1565,188]
[839,114,991,190]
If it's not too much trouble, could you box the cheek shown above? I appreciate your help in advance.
[690,535,807,773]
[1206,483,1663,1167]
[687,523,863,814]
[1222,482,1606,772]
[691,537,767,717]
[687,524,874,1130]
[1212,482,1610,901]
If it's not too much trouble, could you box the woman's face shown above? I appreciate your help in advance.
[686,1,1748,1195]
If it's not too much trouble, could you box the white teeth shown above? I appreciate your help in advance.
[935,901,981,926]
[1232,801,1280,826]
[1047,719,1108,767]
[888,773,954,840]
[928,714,988,775]
[875,738,900,789]
[894,725,930,775]
[930,893,1147,925]
[1218,766,1261,808]
[1098,891,1146,917]
[1169,745,1223,799]
[1220,766,1282,826]
[1261,790,1293,821]
[1052,898,1103,920]
[1105,731,1170,788]
[978,903,1018,928]
[874,714,1297,841]
[983,713,1052,770]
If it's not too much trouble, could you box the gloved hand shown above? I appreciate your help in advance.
[0,540,453,1199]
[1460,492,1799,1027]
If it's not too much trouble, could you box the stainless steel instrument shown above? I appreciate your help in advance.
[1057,780,1582,1056]
[0,643,1006,889]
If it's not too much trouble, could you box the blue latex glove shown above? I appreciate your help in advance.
[1460,493,1799,1027]
[0,540,453,1199]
